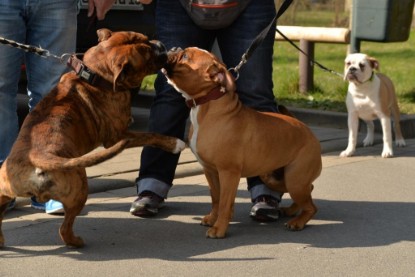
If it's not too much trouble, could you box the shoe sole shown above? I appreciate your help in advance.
[250,209,279,222]
[31,204,46,211]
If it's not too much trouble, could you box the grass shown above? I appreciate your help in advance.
[274,29,415,114]
[141,9,415,114]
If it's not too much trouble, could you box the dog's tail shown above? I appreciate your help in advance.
[29,139,130,171]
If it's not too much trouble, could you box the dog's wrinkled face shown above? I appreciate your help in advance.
[161,47,235,99]
[344,53,379,84]
[84,28,167,91]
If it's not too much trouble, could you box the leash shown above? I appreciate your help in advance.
[0,36,112,89]
[275,28,343,78]
[0,36,72,63]
[229,0,293,79]
[229,0,343,79]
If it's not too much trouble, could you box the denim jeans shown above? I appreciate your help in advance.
[137,0,282,201]
[0,0,78,165]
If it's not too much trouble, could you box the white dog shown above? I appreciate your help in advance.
[340,53,405,158]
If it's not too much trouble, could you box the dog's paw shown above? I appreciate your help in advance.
[285,220,306,231]
[395,139,406,147]
[381,149,393,158]
[339,149,354,157]
[173,139,186,154]
[363,137,374,147]
[206,226,226,239]
[201,215,215,227]
[65,236,85,249]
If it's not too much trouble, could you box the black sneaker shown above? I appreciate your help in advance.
[250,195,280,222]
[130,191,165,217]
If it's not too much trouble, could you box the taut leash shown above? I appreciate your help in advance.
[275,28,343,78]
[0,36,112,89]
[229,0,342,79]
[229,0,293,79]
[0,36,72,62]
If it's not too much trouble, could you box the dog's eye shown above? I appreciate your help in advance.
[359,63,365,70]
[346,62,351,66]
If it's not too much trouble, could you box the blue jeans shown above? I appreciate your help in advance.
[137,0,281,201]
[0,0,78,165]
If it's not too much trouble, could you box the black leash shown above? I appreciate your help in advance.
[229,0,293,79]
[275,28,343,77]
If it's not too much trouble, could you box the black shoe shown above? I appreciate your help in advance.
[250,195,280,222]
[130,191,165,217]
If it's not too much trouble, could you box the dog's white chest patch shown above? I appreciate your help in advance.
[348,79,382,120]
[189,107,204,165]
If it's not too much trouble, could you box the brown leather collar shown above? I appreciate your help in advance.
[186,86,226,108]
[67,55,113,91]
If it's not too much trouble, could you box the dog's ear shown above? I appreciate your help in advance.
[209,64,236,92]
[367,56,380,71]
[97,28,113,42]
[111,57,129,91]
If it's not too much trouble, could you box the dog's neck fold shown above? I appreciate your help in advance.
[185,86,227,108]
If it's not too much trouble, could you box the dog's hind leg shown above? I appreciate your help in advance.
[0,195,13,247]
[283,158,319,231]
[58,171,88,248]
[391,103,406,147]
[363,120,375,147]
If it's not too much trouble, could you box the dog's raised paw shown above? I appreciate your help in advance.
[173,139,186,154]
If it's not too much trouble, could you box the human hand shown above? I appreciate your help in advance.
[88,0,115,20]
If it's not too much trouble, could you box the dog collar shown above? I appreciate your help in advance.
[67,55,113,91]
[360,71,375,84]
[186,87,226,108]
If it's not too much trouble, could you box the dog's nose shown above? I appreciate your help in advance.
[168,47,183,54]
[349,67,357,73]
[150,40,167,67]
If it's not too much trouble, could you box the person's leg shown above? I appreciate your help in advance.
[218,0,281,221]
[0,0,26,166]
[131,0,215,216]
[0,1,27,212]
[24,0,78,214]
[25,0,77,109]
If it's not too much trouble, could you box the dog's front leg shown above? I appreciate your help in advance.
[206,170,240,239]
[379,116,394,158]
[201,169,220,227]
[123,131,186,154]
[340,111,359,157]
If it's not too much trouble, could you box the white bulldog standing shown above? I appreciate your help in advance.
[340,53,406,158]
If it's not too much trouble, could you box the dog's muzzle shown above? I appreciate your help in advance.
[150,40,167,68]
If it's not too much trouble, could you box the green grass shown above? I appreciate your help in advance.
[141,10,415,114]
[274,29,415,114]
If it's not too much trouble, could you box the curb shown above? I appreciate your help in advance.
[290,107,415,139]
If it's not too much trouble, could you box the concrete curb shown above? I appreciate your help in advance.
[290,107,415,139]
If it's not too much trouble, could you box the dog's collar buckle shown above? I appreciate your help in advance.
[67,55,112,90]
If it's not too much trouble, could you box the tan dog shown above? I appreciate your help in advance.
[0,29,185,248]
[162,47,322,238]
[340,53,405,158]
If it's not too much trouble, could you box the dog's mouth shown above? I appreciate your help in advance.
[161,47,183,77]
[149,40,168,68]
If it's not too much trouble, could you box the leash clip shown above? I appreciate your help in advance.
[228,53,247,81]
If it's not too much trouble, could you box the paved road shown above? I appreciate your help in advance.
[2,104,414,276]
